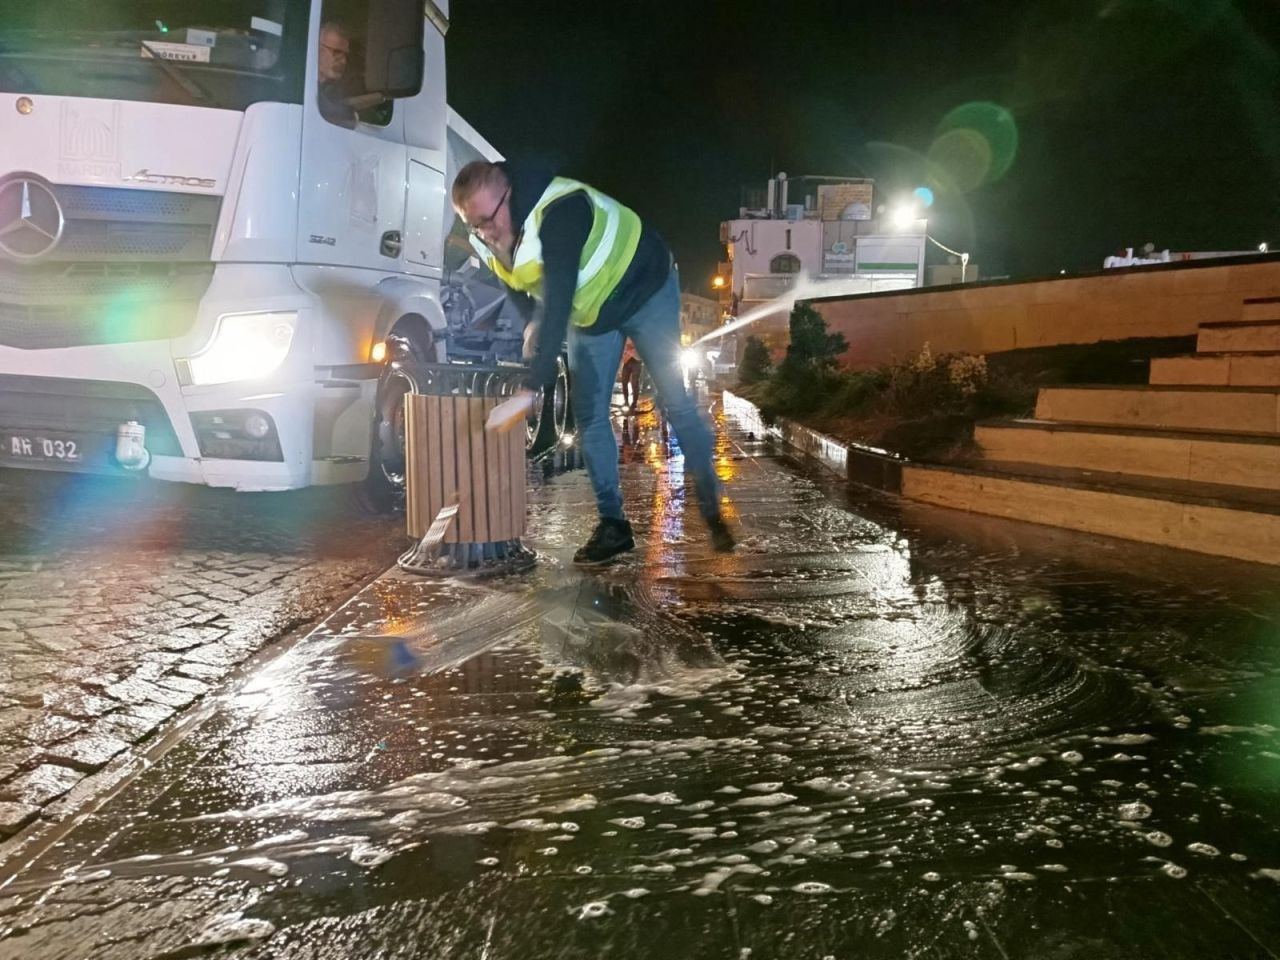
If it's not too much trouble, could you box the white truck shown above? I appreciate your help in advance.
[0,0,568,506]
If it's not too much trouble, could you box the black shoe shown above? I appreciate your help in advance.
[707,516,736,552]
[574,517,635,565]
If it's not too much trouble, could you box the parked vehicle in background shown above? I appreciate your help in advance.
[0,0,567,510]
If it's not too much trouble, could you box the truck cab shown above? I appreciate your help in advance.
[0,0,563,501]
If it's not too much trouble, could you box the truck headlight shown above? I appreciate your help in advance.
[180,312,298,386]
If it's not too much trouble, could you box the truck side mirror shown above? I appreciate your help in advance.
[364,0,425,99]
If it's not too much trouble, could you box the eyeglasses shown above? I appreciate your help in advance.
[466,186,509,237]
[320,42,348,60]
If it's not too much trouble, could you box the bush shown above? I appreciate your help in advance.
[738,320,1034,455]
[738,336,773,385]
[880,343,991,418]
[776,303,848,385]
[756,375,820,422]
[821,370,885,416]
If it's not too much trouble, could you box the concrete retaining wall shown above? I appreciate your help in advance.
[810,256,1280,370]
[722,391,903,492]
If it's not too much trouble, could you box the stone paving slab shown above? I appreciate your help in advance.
[0,469,404,842]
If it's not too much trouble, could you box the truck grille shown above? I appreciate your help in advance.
[0,262,214,349]
[0,374,181,456]
[47,185,223,263]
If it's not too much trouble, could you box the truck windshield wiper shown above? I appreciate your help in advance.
[138,39,224,110]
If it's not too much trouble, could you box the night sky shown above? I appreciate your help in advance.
[447,0,1280,291]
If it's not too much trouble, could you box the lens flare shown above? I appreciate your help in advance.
[928,129,993,193]
[930,102,1019,190]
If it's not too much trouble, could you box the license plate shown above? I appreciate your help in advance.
[1,432,84,464]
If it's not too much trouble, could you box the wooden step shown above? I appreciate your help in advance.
[1242,297,1280,323]
[975,419,1280,491]
[1149,352,1280,387]
[1197,319,1280,353]
[902,461,1280,565]
[1035,385,1280,434]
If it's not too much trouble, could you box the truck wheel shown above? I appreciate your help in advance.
[526,355,570,456]
[358,328,432,514]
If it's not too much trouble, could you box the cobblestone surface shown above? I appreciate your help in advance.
[0,467,404,839]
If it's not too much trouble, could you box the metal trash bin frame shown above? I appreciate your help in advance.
[396,362,537,577]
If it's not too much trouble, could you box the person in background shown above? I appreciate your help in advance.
[619,340,642,412]
[316,21,355,128]
[453,160,736,564]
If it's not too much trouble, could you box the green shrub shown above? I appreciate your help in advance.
[756,376,815,423]
[738,336,773,385]
[879,343,988,418]
[776,303,848,385]
[821,370,886,416]
[740,324,1032,445]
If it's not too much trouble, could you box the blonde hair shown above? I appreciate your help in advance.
[451,161,507,209]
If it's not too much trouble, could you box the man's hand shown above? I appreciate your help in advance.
[486,389,536,433]
[522,320,540,360]
[342,92,386,110]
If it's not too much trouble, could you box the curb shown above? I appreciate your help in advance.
[722,390,907,493]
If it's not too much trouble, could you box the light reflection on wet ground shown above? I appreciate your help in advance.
[2,396,1280,958]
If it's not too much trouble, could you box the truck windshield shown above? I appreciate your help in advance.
[0,1,309,111]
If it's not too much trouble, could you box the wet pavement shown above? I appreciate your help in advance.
[2,399,1280,959]
[0,471,404,846]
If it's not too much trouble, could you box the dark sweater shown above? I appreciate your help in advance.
[500,162,671,390]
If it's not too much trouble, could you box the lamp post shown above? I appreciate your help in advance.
[925,233,970,285]
[710,273,731,325]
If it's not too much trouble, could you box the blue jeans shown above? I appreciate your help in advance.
[567,268,722,523]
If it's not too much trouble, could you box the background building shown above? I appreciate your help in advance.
[679,292,720,346]
[721,174,973,350]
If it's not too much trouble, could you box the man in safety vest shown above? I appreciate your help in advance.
[452,160,735,564]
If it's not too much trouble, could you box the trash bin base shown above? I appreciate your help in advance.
[398,537,537,578]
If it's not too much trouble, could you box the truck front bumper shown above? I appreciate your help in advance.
[0,351,318,491]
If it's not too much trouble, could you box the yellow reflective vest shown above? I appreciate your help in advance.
[469,177,642,328]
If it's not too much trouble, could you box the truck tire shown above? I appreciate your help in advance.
[357,328,432,514]
[526,354,570,457]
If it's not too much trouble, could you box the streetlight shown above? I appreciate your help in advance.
[711,275,726,290]
[889,201,920,232]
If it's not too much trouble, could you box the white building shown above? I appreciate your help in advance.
[721,174,929,315]
[716,172,962,353]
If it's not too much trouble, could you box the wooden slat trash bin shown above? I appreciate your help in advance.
[397,364,536,577]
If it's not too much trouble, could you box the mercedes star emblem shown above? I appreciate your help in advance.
[0,178,65,261]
